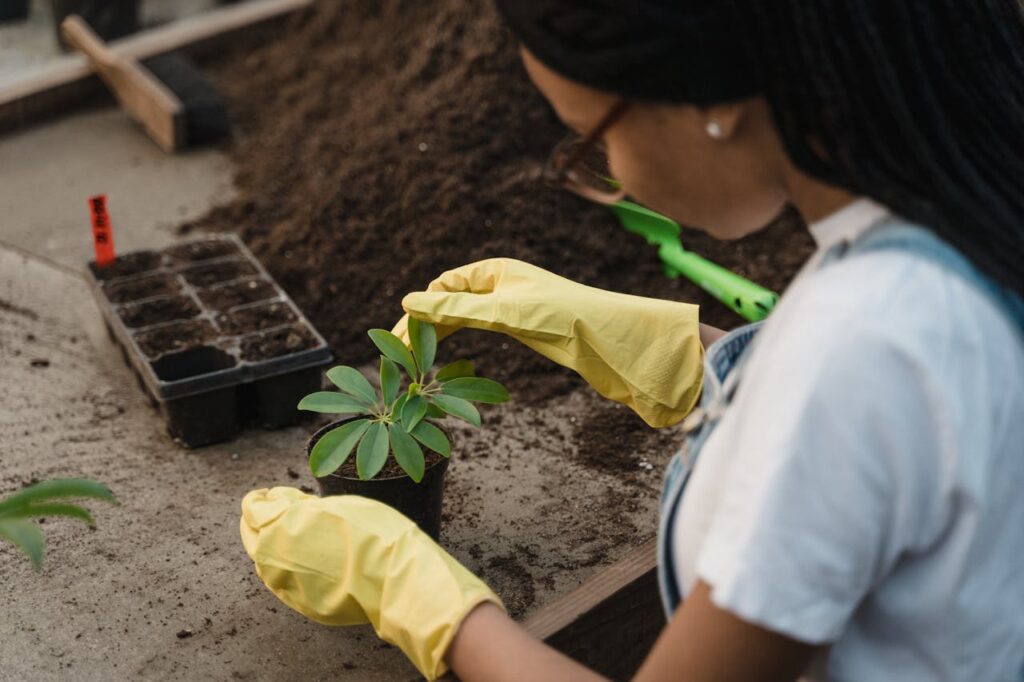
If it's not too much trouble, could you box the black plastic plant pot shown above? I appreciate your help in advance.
[87,235,332,449]
[307,419,451,541]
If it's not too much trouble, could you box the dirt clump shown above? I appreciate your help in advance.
[238,324,317,361]
[196,279,278,311]
[119,295,200,329]
[186,0,813,407]
[134,319,216,358]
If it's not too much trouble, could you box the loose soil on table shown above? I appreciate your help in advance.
[105,273,181,304]
[196,278,278,311]
[177,0,816,620]
[216,301,296,335]
[239,324,317,361]
[133,319,217,358]
[118,295,200,329]
[575,402,683,478]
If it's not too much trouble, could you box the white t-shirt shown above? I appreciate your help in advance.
[673,199,1024,681]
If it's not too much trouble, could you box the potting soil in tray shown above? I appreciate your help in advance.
[88,235,332,448]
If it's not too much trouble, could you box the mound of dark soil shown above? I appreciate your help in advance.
[186,0,813,402]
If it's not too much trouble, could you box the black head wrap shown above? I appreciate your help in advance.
[494,0,758,104]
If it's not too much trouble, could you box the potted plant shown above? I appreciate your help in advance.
[298,319,508,539]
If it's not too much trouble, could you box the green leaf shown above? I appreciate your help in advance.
[326,366,377,406]
[13,503,95,526]
[400,394,428,432]
[379,357,400,405]
[0,518,44,569]
[441,377,509,404]
[391,392,409,418]
[0,478,115,515]
[367,329,417,378]
[411,421,451,458]
[431,394,481,427]
[425,403,446,419]
[407,318,437,375]
[308,419,371,477]
[388,424,425,482]
[356,422,390,480]
[297,392,371,414]
[435,359,475,382]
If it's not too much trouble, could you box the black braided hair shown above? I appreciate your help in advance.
[730,0,1024,294]
[496,0,1024,294]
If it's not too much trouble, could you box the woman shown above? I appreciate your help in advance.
[240,1,1024,680]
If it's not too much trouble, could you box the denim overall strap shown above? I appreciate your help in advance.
[656,321,763,613]
[656,218,1023,618]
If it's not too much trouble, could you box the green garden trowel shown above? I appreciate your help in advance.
[609,200,778,322]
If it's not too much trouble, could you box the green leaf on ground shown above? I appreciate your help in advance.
[441,377,509,404]
[368,329,417,378]
[11,504,95,525]
[380,357,400,405]
[0,518,44,569]
[309,419,371,477]
[388,424,425,482]
[407,318,437,375]
[356,422,390,480]
[435,359,475,382]
[431,394,482,427]
[297,392,371,414]
[0,479,115,514]
[326,366,377,406]
[411,421,451,457]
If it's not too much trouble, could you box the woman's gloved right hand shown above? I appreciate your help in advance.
[392,258,704,427]
[240,487,503,680]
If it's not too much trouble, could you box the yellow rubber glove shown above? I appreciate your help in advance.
[392,258,704,427]
[240,487,503,680]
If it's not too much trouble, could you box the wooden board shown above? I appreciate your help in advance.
[440,538,663,682]
[0,0,313,134]
[524,538,664,680]
[440,536,663,679]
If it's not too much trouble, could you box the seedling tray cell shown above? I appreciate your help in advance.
[87,234,332,448]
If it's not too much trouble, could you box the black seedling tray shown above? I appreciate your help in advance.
[87,234,332,448]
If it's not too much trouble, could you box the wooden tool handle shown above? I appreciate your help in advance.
[60,15,184,152]
[61,15,120,69]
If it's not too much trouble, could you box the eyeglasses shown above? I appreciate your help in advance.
[544,100,629,205]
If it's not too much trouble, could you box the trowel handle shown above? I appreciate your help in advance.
[61,14,182,153]
[61,15,120,69]
[658,241,778,322]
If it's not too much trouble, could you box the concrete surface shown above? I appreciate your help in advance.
[0,108,234,271]
[0,106,674,679]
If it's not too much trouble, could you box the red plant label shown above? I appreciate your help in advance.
[89,194,116,267]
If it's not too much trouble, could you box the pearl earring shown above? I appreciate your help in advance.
[706,121,724,139]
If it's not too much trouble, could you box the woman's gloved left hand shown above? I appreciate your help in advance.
[391,258,704,428]
[240,487,503,680]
